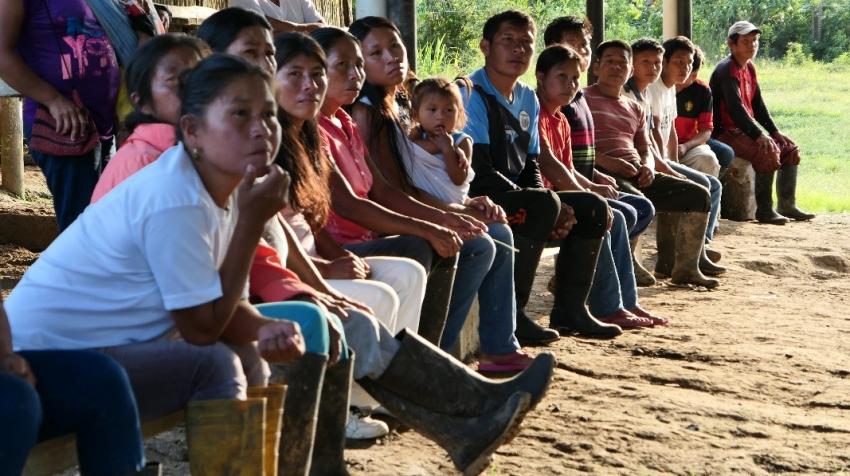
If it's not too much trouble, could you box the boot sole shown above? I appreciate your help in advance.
[460,393,532,476]
[551,326,621,339]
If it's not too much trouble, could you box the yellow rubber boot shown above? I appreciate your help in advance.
[186,398,266,476]
[248,385,287,476]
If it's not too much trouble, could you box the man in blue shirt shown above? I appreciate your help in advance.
[462,10,621,340]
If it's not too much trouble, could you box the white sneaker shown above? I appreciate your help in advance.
[345,411,389,440]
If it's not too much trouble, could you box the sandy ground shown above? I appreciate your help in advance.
[4,169,849,474]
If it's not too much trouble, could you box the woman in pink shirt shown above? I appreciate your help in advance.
[91,34,205,203]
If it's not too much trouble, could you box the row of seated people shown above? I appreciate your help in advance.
[0,4,813,475]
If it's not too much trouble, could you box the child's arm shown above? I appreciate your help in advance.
[439,133,471,186]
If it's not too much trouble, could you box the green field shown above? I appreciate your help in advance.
[753,61,850,212]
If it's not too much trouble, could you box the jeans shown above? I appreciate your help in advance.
[30,139,112,231]
[587,209,639,316]
[668,161,722,241]
[708,138,735,169]
[256,301,348,360]
[0,350,144,476]
[607,192,655,239]
[441,223,520,355]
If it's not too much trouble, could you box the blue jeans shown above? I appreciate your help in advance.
[588,209,638,315]
[30,139,112,231]
[668,161,722,241]
[441,223,520,355]
[708,138,735,169]
[607,192,655,239]
[256,301,349,360]
[0,350,144,476]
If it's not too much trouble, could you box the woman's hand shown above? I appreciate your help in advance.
[421,223,463,257]
[257,320,305,363]
[440,211,486,240]
[464,195,507,224]
[45,93,88,140]
[237,164,290,227]
[321,253,371,280]
[0,353,36,386]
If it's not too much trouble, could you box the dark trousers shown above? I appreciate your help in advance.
[0,350,144,476]
[30,139,112,231]
[618,172,711,213]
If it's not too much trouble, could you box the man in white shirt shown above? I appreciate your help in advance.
[229,0,325,33]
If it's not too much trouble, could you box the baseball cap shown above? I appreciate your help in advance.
[728,21,761,38]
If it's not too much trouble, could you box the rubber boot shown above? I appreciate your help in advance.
[705,246,722,263]
[755,171,789,225]
[653,212,679,278]
[671,212,720,289]
[186,398,266,476]
[367,385,531,475]
[418,254,457,345]
[776,164,816,221]
[512,235,560,345]
[310,357,354,476]
[548,236,622,338]
[273,352,328,476]
[699,246,726,276]
[359,330,554,417]
[629,236,656,286]
[247,385,286,476]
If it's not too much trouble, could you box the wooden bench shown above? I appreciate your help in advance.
[720,156,757,221]
[23,411,185,476]
[0,78,24,197]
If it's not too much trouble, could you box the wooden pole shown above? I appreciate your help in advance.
[0,96,24,197]
[663,0,678,40]
[387,0,417,72]
[586,0,604,85]
[677,0,692,38]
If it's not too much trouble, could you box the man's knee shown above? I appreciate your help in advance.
[561,191,608,237]
[195,343,247,400]
[500,188,560,239]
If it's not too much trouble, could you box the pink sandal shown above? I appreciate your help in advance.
[478,350,535,374]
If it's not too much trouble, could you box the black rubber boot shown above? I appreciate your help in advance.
[776,164,816,221]
[359,330,554,417]
[418,254,457,345]
[310,356,354,476]
[548,235,622,338]
[671,212,720,289]
[362,385,531,476]
[272,352,328,476]
[699,247,727,276]
[653,212,679,277]
[755,171,789,225]
[512,235,560,345]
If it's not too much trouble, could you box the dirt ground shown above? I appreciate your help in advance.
[3,169,849,474]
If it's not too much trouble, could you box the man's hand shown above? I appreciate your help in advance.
[678,143,689,158]
[589,183,619,199]
[257,320,306,363]
[0,353,36,386]
[46,93,88,140]
[550,204,576,240]
[770,131,796,149]
[593,171,619,189]
[607,157,639,178]
[636,164,655,188]
[237,164,290,226]
[465,196,507,224]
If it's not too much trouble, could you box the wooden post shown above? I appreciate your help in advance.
[586,0,604,85]
[677,0,692,38]
[387,0,417,72]
[663,0,677,40]
[0,96,24,197]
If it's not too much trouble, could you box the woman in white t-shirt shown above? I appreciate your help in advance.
[5,55,305,470]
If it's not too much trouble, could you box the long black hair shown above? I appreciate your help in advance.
[273,33,331,231]
[197,7,271,52]
[124,33,206,132]
[347,16,415,191]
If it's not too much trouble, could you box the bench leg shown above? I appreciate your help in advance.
[0,97,24,197]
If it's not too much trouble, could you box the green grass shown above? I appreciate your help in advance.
[751,61,850,212]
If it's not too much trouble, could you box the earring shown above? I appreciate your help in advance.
[191,147,201,161]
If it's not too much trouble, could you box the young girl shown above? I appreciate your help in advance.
[406,77,474,204]
[535,44,665,327]
[92,34,206,203]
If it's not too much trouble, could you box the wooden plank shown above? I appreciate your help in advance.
[0,97,24,197]
[23,411,185,476]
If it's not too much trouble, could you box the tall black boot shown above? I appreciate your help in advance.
[512,235,560,345]
[358,330,554,417]
[755,171,789,225]
[548,235,622,338]
[310,357,354,476]
[363,386,531,475]
[272,352,328,476]
[418,254,457,345]
[776,164,816,221]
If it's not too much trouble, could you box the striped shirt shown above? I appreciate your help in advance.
[561,91,596,180]
[583,84,650,167]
